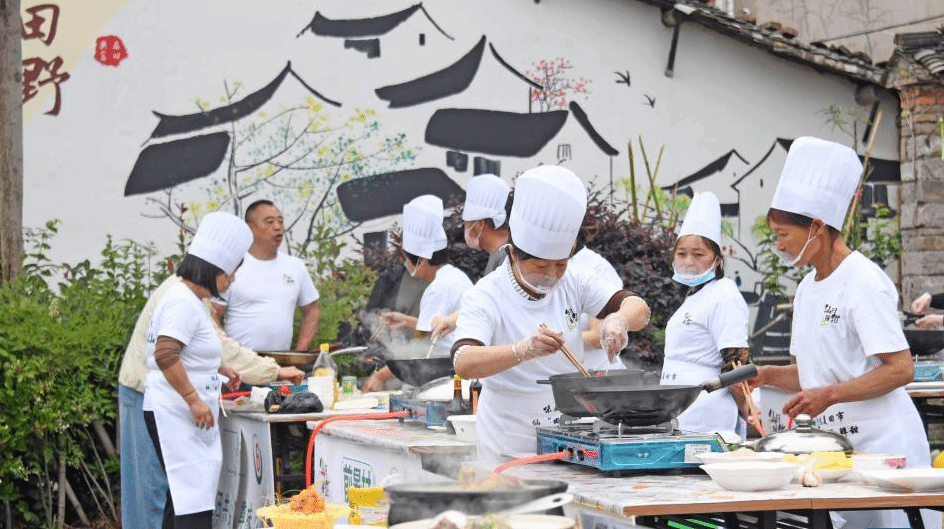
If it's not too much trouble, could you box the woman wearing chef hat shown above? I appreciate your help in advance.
[749,137,934,529]
[142,211,252,529]
[364,195,474,391]
[661,191,751,437]
[451,165,650,462]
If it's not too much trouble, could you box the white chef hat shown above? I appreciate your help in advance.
[678,191,721,246]
[402,194,447,259]
[462,174,511,227]
[771,137,862,230]
[510,165,587,260]
[187,211,253,274]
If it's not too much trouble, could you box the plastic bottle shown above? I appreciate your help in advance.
[312,343,339,407]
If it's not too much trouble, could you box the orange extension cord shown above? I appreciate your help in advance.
[305,411,411,487]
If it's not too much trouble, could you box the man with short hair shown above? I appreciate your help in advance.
[213,200,321,351]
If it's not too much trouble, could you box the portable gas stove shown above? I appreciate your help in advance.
[388,393,450,426]
[536,418,726,475]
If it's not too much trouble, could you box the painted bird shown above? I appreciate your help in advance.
[614,70,631,87]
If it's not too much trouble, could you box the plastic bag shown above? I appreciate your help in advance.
[277,392,324,414]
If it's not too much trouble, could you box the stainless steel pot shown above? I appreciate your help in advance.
[754,413,853,454]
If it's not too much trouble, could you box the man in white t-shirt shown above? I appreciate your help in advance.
[212,200,321,351]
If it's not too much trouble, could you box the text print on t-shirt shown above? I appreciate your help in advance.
[820,304,840,327]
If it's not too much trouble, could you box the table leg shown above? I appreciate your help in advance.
[905,508,925,529]
[755,510,777,529]
[807,510,832,529]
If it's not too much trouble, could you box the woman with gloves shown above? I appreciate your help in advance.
[661,191,751,437]
[451,165,650,462]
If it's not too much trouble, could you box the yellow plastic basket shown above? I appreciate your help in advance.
[257,503,350,529]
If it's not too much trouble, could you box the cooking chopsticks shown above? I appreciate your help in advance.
[734,360,767,436]
[539,323,591,377]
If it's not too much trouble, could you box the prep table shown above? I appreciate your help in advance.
[214,407,387,529]
[306,418,944,529]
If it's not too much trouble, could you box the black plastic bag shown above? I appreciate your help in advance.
[264,390,284,412]
[276,392,324,414]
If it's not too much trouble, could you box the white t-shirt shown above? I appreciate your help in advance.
[219,252,319,351]
[454,260,617,461]
[663,277,748,434]
[415,264,473,358]
[791,251,928,466]
[664,278,748,370]
[143,282,222,410]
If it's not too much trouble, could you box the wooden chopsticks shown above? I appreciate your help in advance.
[540,323,591,377]
[735,360,767,436]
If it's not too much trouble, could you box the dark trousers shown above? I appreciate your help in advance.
[143,410,213,529]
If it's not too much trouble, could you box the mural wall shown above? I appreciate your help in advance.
[21,0,901,304]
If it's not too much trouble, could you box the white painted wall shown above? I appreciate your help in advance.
[22,0,899,300]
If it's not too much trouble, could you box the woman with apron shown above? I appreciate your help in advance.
[662,191,750,437]
[142,211,252,529]
[451,165,651,463]
[749,137,935,529]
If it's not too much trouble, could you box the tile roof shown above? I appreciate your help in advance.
[632,0,888,85]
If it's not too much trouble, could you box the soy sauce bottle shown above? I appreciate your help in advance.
[445,374,470,417]
[469,379,482,414]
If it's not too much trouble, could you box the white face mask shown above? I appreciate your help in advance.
[774,225,816,268]
[464,221,482,250]
[672,262,716,287]
[404,259,420,277]
[514,259,560,295]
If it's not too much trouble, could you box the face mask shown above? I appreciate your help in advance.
[404,260,419,277]
[514,259,560,295]
[774,225,816,267]
[464,221,481,250]
[672,262,716,287]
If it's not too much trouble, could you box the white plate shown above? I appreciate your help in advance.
[858,469,944,492]
[389,514,574,529]
[696,451,786,465]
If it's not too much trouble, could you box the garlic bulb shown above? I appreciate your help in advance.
[799,467,822,487]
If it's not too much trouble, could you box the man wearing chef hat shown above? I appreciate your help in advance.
[462,173,512,275]
[659,191,750,437]
[451,165,650,462]
[428,174,513,341]
[363,195,473,391]
[748,137,935,529]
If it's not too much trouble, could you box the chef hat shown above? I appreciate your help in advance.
[510,165,587,260]
[187,211,253,274]
[771,137,862,230]
[678,191,721,246]
[462,174,511,227]
[402,195,448,259]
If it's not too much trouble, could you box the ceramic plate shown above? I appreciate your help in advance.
[858,469,944,492]
[389,514,574,529]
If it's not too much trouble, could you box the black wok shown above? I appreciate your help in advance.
[385,479,568,525]
[386,357,455,387]
[904,328,944,356]
[537,368,659,417]
[573,364,757,426]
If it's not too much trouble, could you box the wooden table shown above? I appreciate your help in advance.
[505,459,944,529]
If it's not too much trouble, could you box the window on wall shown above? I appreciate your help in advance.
[419,33,425,46]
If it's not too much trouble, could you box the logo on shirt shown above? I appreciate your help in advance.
[821,304,840,327]
[676,312,693,327]
[564,308,579,330]
[281,274,295,286]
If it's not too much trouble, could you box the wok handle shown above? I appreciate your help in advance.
[704,364,758,392]
[536,379,552,385]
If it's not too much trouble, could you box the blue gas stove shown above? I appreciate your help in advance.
[536,420,727,475]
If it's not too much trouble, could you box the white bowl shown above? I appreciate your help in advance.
[389,514,574,529]
[448,415,477,443]
[696,451,786,465]
[858,469,944,492]
[701,462,801,492]
[851,453,907,471]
